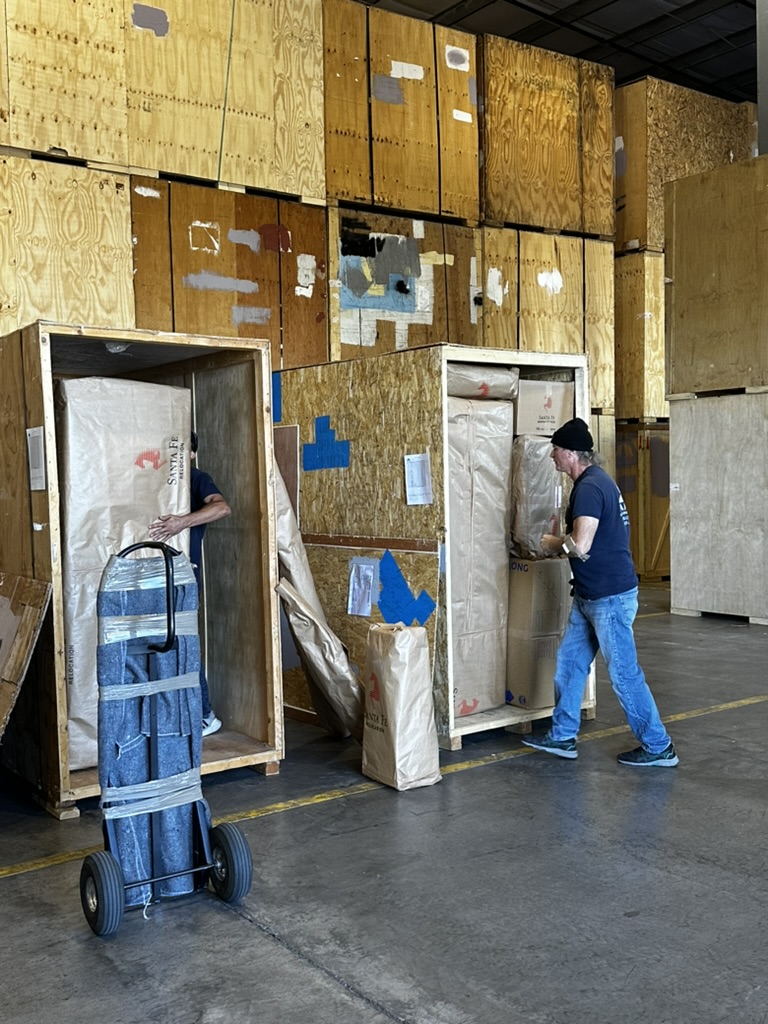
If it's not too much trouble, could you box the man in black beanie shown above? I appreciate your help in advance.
[522,418,678,767]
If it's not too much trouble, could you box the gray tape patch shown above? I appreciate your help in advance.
[132,3,169,37]
[372,74,404,105]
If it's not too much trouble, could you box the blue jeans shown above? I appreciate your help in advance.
[550,588,671,754]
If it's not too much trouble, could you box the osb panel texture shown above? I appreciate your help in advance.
[6,0,128,163]
[518,232,583,354]
[435,26,480,222]
[323,0,371,204]
[369,8,439,214]
[584,239,614,411]
[614,252,666,418]
[281,347,445,539]
[669,395,768,619]
[665,157,768,394]
[3,157,134,336]
[305,543,440,686]
[483,36,581,232]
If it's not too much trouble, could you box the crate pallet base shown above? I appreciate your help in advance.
[440,696,596,751]
[672,607,768,628]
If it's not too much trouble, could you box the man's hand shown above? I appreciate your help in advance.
[149,514,187,542]
[541,533,563,554]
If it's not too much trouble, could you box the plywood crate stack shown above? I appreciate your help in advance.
[277,345,595,748]
[0,323,283,817]
[665,156,768,624]
[613,77,756,579]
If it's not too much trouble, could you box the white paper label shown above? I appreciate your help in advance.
[26,427,46,491]
[404,452,433,506]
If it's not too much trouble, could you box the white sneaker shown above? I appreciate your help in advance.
[202,713,222,737]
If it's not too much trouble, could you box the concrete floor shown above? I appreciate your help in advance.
[1,586,767,1024]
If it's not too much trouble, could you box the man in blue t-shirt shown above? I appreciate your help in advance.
[149,433,231,737]
[522,418,677,768]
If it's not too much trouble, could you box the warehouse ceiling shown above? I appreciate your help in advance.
[364,0,757,103]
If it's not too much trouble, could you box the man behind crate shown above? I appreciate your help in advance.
[149,432,231,737]
[521,417,678,768]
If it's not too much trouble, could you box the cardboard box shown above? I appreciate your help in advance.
[508,558,571,638]
[515,380,574,436]
[505,634,559,709]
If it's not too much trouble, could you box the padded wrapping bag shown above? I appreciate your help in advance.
[362,623,441,792]
[510,434,569,559]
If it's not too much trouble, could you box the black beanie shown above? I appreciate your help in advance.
[551,417,593,452]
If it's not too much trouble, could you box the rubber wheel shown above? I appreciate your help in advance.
[80,851,125,936]
[209,823,253,903]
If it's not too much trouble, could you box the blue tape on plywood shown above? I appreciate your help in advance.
[272,371,282,423]
[303,416,350,471]
[378,550,436,626]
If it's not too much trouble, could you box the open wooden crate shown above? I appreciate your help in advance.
[0,322,283,817]
[278,344,596,750]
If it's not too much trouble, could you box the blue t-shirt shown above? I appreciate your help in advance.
[190,467,222,575]
[566,464,637,600]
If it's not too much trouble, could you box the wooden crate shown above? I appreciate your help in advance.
[590,412,616,481]
[278,344,594,749]
[481,36,614,235]
[518,232,583,354]
[435,26,480,222]
[669,394,768,623]
[0,322,283,817]
[131,179,328,370]
[616,422,670,581]
[585,239,615,413]
[614,251,666,418]
[665,155,768,396]
[615,77,756,254]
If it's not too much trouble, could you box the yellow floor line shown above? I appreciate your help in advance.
[3,694,767,881]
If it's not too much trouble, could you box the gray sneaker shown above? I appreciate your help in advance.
[617,742,678,767]
[521,731,578,759]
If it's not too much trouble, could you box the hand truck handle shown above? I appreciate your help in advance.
[116,541,179,653]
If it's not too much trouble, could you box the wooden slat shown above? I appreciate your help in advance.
[518,232,583,354]
[323,0,370,204]
[443,224,481,346]
[580,59,614,239]
[435,26,479,222]
[483,36,581,232]
[614,80,647,252]
[480,226,518,350]
[169,184,280,360]
[334,211,447,359]
[273,0,325,200]
[219,0,275,191]
[6,0,128,163]
[0,574,51,738]
[279,199,329,369]
[9,158,134,331]
[369,8,439,214]
[125,0,230,179]
[584,238,614,411]
[0,332,33,578]
[0,1,10,148]
[0,158,18,338]
[615,251,666,418]
[131,176,173,332]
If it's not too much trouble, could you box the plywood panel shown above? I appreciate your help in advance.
[665,157,768,395]
[616,77,757,253]
[0,333,33,578]
[670,395,768,619]
[369,8,439,214]
[170,184,280,359]
[518,232,583,354]
[10,158,135,330]
[481,227,518,350]
[435,26,479,222]
[219,0,275,190]
[443,224,481,346]
[0,157,18,337]
[615,251,666,418]
[280,346,445,539]
[131,176,173,331]
[332,210,447,359]
[323,0,370,204]
[279,200,329,368]
[6,0,127,163]
[0,574,51,739]
[580,59,614,239]
[306,543,440,682]
[591,412,615,481]
[584,238,614,411]
[126,0,230,179]
[483,36,581,232]
[273,0,325,200]
[0,0,11,148]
